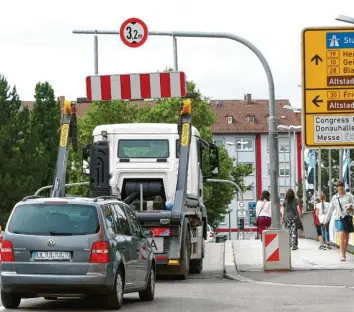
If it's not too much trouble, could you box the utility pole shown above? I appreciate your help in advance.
[329,149,332,200]
[288,130,292,189]
[172,36,178,71]
[318,149,321,195]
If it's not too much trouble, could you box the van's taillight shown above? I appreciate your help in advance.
[90,241,109,263]
[1,240,14,262]
[210,232,214,237]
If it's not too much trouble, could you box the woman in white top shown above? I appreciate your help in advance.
[316,192,331,250]
[325,180,354,261]
[255,190,271,241]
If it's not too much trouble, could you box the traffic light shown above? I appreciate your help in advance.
[239,218,244,231]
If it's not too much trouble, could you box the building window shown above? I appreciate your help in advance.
[219,215,227,225]
[247,116,255,123]
[243,189,255,200]
[236,138,254,151]
[213,138,225,147]
[239,163,254,175]
[227,116,233,124]
[266,162,270,176]
[279,145,289,152]
[279,168,290,176]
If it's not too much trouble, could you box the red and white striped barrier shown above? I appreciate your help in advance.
[86,71,187,101]
[264,233,279,262]
[263,229,291,271]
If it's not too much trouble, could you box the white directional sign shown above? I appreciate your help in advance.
[238,211,246,218]
[120,18,148,48]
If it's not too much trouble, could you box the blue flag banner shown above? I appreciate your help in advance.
[305,149,315,194]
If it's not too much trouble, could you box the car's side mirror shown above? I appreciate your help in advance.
[209,144,219,175]
[82,144,91,175]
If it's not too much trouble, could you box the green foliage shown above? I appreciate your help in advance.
[0,78,62,226]
[31,82,61,187]
[0,76,37,224]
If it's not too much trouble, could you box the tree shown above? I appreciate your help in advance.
[0,75,39,225]
[31,82,61,191]
[67,78,252,227]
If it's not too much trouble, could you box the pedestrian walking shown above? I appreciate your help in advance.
[316,192,331,250]
[255,190,271,241]
[325,180,354,261]
[313,198,324,249]
[281,189,302,250]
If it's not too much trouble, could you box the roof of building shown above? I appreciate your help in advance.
[209,98,302,134]
[20,94,302,134]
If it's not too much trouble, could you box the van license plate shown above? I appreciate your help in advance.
[32,251,71,261]
[147,237,164,254]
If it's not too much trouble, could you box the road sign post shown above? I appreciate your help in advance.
[302,27,354,148]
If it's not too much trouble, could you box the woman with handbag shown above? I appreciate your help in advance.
[254,190,271,241]
[281,189,302,250]
[324,180,354,261]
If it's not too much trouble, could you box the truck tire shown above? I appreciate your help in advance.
[190,258,203,274]
[178,224,191,280]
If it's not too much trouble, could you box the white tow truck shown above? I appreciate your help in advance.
[83,99,220,279]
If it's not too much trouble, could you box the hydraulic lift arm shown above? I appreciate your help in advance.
[171,99,192,224]
[50,101,78,198]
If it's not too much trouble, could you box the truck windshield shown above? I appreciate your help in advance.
[8,204,99,236]
[118,139,169,158]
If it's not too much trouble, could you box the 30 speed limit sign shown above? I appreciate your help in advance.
[120,18,148,48]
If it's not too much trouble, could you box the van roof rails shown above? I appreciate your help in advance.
[22,195,45,201]
[93,196,121,202]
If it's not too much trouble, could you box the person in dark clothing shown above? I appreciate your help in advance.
[281,189,302,250]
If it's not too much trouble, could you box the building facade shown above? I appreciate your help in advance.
[210,95,302,239]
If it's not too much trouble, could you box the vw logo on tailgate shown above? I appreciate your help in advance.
[47,239,56,247]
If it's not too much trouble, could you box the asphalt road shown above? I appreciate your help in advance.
[2,243,354,311]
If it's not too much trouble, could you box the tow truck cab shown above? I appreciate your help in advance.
[85,123,205,212]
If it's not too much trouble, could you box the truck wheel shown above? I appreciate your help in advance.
[190,258,203,274]
[178,229,190,280]
[1,290,21,309]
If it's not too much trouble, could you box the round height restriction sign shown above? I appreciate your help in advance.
[120,18,148,48]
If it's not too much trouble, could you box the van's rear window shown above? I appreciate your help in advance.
[8,204,99,236]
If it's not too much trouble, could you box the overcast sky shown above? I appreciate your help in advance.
[0,0,352,107]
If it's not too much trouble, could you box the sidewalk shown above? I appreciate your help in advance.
[225,238,354,272]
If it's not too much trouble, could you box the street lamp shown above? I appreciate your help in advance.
[335,15,354,24]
